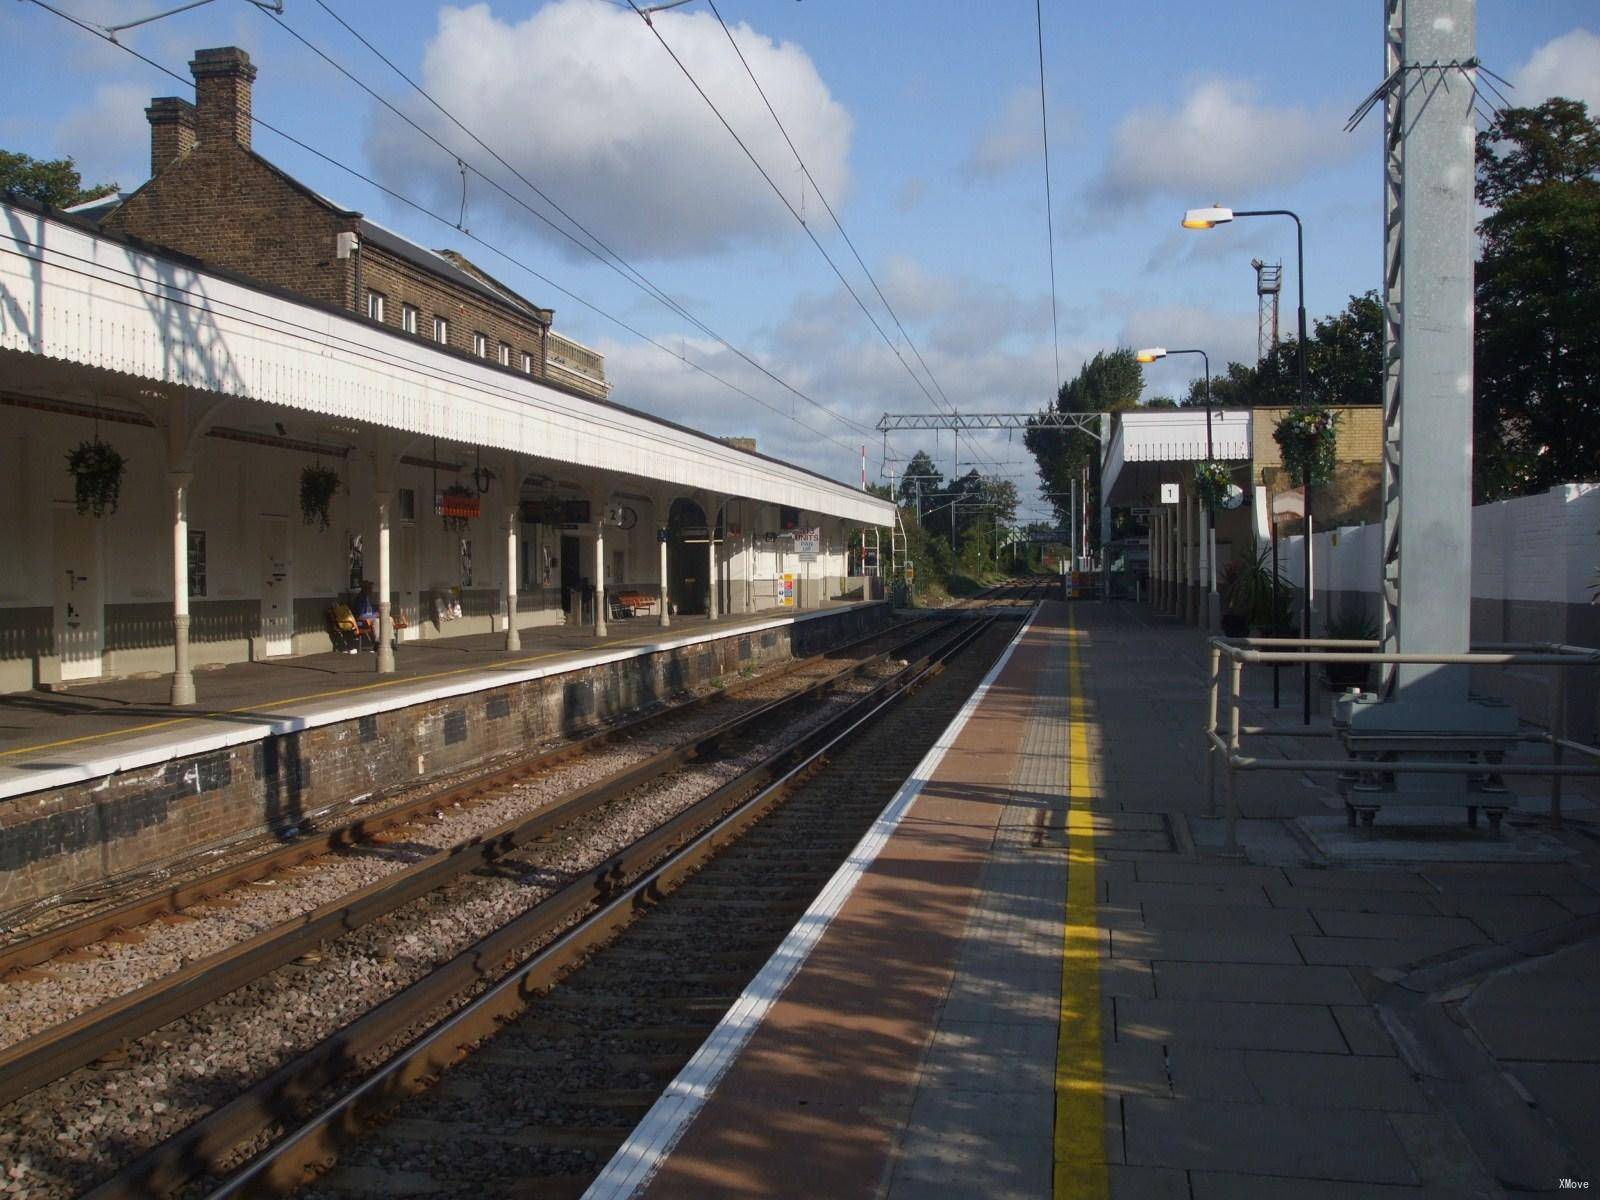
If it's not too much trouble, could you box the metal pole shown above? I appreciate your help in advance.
[1206,643,1221,813]
[1271,516,1281,707]
[1225,657,1243,854]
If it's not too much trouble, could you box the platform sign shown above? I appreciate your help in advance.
[1160,483,1180,504]
[795,527,821,557]
[781,573,796,606]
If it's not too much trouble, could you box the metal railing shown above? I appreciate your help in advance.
[1203,637,1600,854]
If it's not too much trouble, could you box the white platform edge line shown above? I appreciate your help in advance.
[0,605,881,800]
[581,605,1042,1200]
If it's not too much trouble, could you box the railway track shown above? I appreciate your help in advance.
[1,578,1045,1198]
[201,607,1027,1200]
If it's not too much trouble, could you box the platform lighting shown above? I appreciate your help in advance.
[1184,202,1310,723]
[1134,347,1167,364]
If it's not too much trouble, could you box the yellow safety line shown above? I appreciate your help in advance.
[1054,607,1109,1200]
[0,623,715,759]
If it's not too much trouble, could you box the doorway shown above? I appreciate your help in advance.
[53,506,103,681]
[260,516,293,657]
[560,534,581,614]
[397,522,420,641]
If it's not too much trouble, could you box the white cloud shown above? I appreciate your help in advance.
[962,87,1061,180]
[1512,28,1600,113]
[895,176,927,213]
[55,83,152,191]
[1091,78,1349,207]
[364,0,852,261]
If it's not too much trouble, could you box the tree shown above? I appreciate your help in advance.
[895,449,943,513]
[1474,99,1600,498]
[1025,348,1142,543]
[0,150,117,208]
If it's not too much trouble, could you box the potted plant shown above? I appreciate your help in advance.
[1322,605,1379,691]
[1193,460,1232,511]
[1223,537,1297,636]
[66,438,126,517]
[1273,404,1339,489]
[300,463,341,531]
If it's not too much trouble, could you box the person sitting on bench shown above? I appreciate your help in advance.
[353,580,379,650]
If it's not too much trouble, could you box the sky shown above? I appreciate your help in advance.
[3,0,1596,524]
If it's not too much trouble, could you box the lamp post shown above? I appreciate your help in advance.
[1184,204,1311,725]
[1136,346,1217,629]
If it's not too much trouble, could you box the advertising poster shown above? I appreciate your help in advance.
[781,573,795,606]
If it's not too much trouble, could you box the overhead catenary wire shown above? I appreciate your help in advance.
[266,1,877,444]
[625,0,997,470]
[1033,0,1062,397]
[21,0,864,458]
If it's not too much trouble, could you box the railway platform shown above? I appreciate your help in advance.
[0,598,889,911]
[587,600,1600,1199]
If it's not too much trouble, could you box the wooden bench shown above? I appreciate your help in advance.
[609,590,658,618]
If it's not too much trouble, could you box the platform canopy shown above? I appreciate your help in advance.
[1101,409,1252,507]
[0,202,893,527]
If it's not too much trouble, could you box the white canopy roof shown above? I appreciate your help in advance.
[1101,409,1252,505]
[0,202,892,527]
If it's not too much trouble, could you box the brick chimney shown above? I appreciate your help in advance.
[145,97,197,176]
[190,46,257,151]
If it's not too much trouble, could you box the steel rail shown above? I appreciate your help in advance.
[0,615,963,1109]
[0,615,936,973]
[88,613,1007,1199]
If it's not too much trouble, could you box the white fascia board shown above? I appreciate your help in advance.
[0,204,895,528]
[1120,409,1252,463]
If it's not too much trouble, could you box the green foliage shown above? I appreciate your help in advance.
[0,149,117,208]
[1221,538,1297,632]
[1026,348,1142,548]
[65,439,125,517]
[1273,405,1339,488]
[299,464,341,531]
[1192,460,1231,511]
[1474,99,1600,499]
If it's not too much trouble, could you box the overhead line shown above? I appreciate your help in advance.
[21,0,862,458]
[1034,0,1062,396]
[624,0,958,429]
[270,2,876,443]
[703,0,957,418]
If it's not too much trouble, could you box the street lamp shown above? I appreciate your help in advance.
[1184,203,1312,725]
[1136,346,1218,628]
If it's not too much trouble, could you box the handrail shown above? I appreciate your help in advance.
[1202,636,1600,855]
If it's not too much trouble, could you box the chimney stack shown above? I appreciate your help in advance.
[190,46,257,151]
[145,97,197,176]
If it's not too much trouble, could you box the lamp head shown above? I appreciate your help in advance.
[1135,347,1167,364]
[1182,205,1234,230]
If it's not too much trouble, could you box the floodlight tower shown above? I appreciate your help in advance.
[1252,258,1282,363]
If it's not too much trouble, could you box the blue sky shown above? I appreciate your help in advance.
[4,0,1596,522]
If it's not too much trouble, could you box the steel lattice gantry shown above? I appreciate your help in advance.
[876,412,1106,438]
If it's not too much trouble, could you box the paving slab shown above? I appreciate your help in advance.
[1122,1096,1418,1183]
[1190,1172,1471,1200]
[1138,900,1320,934]
[1295,934,1465,969]
[1425,893,1575,940]
[1296,814,1575,865]
[1460,1004,1600,1062]
[1310,910,1488,945]
[1113,997,1347,1053]
[1109,880,1273,909]
[1263,882,1443,915]
[1238,1049,1432,1112]
[1330,1004,1399,1056]
[1106,1164,1192,1200]
[1110,927,1306,964]
[1503,1061,1600,1182]
[1151,961,1364,1005]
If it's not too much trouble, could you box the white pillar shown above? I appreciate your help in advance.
[594,516,607,638]
[169,471,196,706]
[376,491,394,673]
[706,533,718,621]
[658,528,671,628]
[504,507,520,651]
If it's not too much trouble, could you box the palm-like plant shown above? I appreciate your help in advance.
[1222,536,1298,634]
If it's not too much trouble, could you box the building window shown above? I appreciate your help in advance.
[498,341,511,366]
[367,290,385,322]
[434,315,449,345]
[401,304,418,334]
[397,487,416,521]
[187,530,206,597]
[474,332,488,358]
[521,351,534,374]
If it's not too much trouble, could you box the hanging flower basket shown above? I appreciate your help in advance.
[438,483,479,532]
[300,464,341,531]
[1273,404,1339,488]
[65,438,126,517]
[1193,460,1232,511]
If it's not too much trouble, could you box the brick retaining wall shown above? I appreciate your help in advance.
[0,604,892,910]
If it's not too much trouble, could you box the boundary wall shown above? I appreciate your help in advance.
[1276,483,1600,738]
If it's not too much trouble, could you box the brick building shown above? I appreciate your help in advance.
[86,46,607,401]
